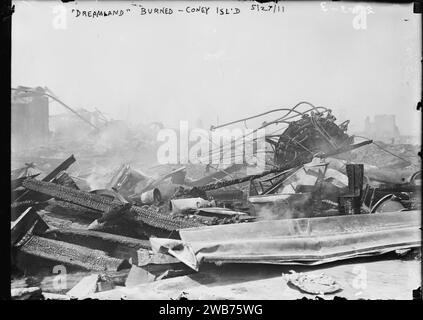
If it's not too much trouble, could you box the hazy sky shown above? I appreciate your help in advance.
[12,1,421,135]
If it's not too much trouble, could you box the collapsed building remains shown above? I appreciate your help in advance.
[10,94,421,300]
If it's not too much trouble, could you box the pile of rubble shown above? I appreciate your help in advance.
[10,105,421,300]
[340,141,420,170]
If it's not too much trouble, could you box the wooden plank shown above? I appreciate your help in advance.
[43,228,151,260]
[11,207,48,246]
[14,155,76,203]
[18,235,130,272]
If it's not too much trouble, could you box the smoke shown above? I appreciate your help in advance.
[32,117,165,191]
[84,165,116,190]
[255,204,288,221]
[254,193,313,221]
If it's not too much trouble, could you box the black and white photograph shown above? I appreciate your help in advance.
[7,0,422,302]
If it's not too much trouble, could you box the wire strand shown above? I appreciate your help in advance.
[353,135,416,165]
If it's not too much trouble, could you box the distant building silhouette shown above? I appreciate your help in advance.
[11,86,49,151]
[363,114,400,143]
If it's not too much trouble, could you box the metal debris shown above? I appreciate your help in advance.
[10,102,421,300]
[282,271,342,295]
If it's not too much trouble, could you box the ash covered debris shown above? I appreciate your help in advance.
[10,94,421,300]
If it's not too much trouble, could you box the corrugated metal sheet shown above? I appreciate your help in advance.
[151,211,421,271]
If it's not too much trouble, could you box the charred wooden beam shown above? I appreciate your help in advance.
[96,203,132,224]
[52,172,79,190]
[11,199,48,221]
[43,228,151,260]
[130,206,203,231]
[17,235,130,272]
[346,164,364,197]
[11,207,49,246]
[11,174,40,191]
[11,200,38,209]
[23,178,203,231]
[14,155,76,204]
[45,199,101,220]
[22,178,120,212]
[42,155,76,182]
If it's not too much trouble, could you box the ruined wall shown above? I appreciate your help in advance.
[11,92,49,151]
[364,114,401,143]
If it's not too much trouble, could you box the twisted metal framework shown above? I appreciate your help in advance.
[177,102,371,194]
[203,102,353,171]
[203,102,351,168]
[272,112,353,167]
